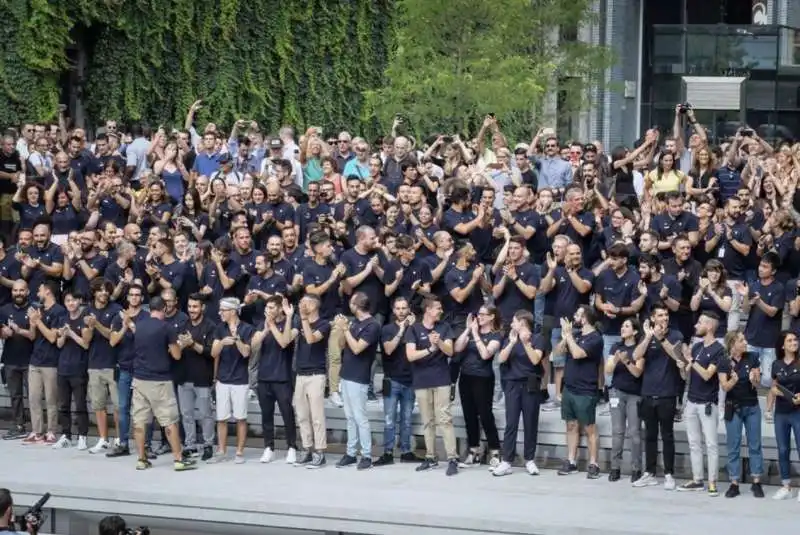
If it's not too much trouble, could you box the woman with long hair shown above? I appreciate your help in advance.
[153,140,190,205]
[770,331,800,500]
[719,330,764,498]
[12,181,46,231]
[605,317,645,482]
[173,188,208,242]
[690,260,732,337]
[493,310,545,476]
[686,146,719,201]
[645,151,685,198]
[453,306,503,468]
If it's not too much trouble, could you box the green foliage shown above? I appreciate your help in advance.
[365,0,614,141]
[0,0,394,138]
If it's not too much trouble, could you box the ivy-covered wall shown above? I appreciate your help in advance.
[1,0,394,136]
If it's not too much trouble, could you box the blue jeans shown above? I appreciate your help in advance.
[117,369,133,444]
[533,264,544,329]
[382,379,415,454]
[746,345,776,388]
[774,411,800,483]
[725,404,763,482]
[602,335,622,388]
[341,379,372,458]
[550,327,565,367]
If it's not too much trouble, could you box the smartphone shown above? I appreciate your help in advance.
[488,113,495,118]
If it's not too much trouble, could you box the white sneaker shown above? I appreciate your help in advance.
[664,474,676,491]
[773,486,793,500]
[76,436,88,451]
[330,392,344,408]
[525,460,540,476]
[542,400,561,412]
[113,437,121,447]
[632,472,658,488]
[492,461,512,477]
[260,447,274,463]
[285,447,297,464]
[52,435,71,449]
[89,437,109,454]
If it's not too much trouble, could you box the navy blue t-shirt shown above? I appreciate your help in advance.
[696,284,732,338]
[494,262,540,325]
[744,279,784,348]
[0,303,34,367]
[213,322,255,385]
[255,320,294,383]
[69,254,108,298]
[87,302,122,370]
[687,340,724,404]
[381,322,413,386]
[30,303,67,368]
[460,331,502,378]
[500,334,545,381]
[112,309,149,372]
[405,322,452,389]
[717,352,760,407]
[341,249,388,316]
[564,330,603,396]
[551,266,594,320]
[594,267,640,335]
[444,265,483,318]
[772,358,800,414]
[340,317,381,385]
[295,317,331,374]
[57,312,89,377]
[132,316,178,382]
[609,341,641,395]
[640,329,685,397]
[301,261,342,320]
[650,211,699,259]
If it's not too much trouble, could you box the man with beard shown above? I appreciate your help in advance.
[651,192,699,259]
[266,235,293,282]
[20,223,64,298]
[107,284,149,458]
[251,295,298,464]
[106,241,139,304]
[146,238,185,299]
[492,235,539,327]
[63,230,107,297]
[175,293,217,461]
[260,180,294,241]
[0,280,34,439]
[46,151,86,191]
[230,226,259,280]
[383,234,432,311]
[0,135,24,240]
[84,278,123,454]
[341,226,387,320]
[295,181,331,243]
[662,234,702,343]
[198,238,243,320]
[243,253,287,324]
[638,253,681,320]
[24,281,67,445]
[441,185,486,244]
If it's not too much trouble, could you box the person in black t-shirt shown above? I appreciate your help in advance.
[0,280,33,439]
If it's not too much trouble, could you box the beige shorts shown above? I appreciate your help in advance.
[131,378,179,428]
[89,368,119,412]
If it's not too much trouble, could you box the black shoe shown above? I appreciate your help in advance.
[446,459,458,476]
[357,457,373,470]
[294,450,313,466]
[677,480,705,492]
[367,390,378,402]
[587,464,600,479]
[3,426,26,440]
[608,469,621,482]
[144,446,157,460]
[751,482,764,498]
[105,444,131,458]
[201,446,213,462]
[557,460,578,475]
[725,483,740,498]
[307,452,326,469]
[373,453,395,466]
[400,452,422,463]
[415,458,439,472]
[154,443,171,456]
[630,470,642,484]
[336,454,358,468]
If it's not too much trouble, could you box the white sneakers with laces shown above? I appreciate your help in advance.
[52,435,71,449]
[285,448,297,464]
[260,447,274,463]
[632,472,658,488]
[89,437,109,454]
[76,436,88,451]
[664,474,676,491]
[525,460,540,476]
[773,486,793,500]
[491,461,513,477]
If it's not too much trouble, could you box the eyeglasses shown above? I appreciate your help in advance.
[545,144,558,148]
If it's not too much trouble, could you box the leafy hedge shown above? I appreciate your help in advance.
[1,0,394,136]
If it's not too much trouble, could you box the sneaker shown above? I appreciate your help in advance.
[336,454,358,468]
[773,486,793,500]
[708,483,719,497]
[154,443,172,456]
[3,426,26,440]
[174,458,198,471]
[487,452,501,470]
[525,460,540,476]
[557,460,578,475]
[357,457,373,470]
[459,451,478,468]
[608,469,621,482]
[415,458,438,472]
[21,433,41,445]
[329,392,344,408]
[136,458,152,470]
[205,451,228,464]
[542,400,561,412]
[306,451,326,469]
[664,474,676,491]
[182,446,199,458]
[144,446,157,460]
[673,409,683,423]
[373,453,394,466]
[201,446,213,461]
[677,480,705,492]
[234,453,246,464]
[106,444,130,458]
[76,436,88,451]
[492,461,512,477]
[586,464,601,479]
[294,450,313,466]
[751,482,764,498]
[400,452,422,463]
[446,458,458,476]
[367,390,378,402]
[630,470,642,484]
[260,447,274,463]
[725,484,740,498]
[52,435,71,449]
[89,438,109,454]
[285,447,297,464]
[632,472,658,488]
[43,432,57,445]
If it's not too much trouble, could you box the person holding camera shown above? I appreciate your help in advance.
[0,488,15,532]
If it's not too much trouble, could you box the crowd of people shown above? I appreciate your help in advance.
[1,101,800,502]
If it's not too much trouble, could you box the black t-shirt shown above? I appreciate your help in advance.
[772,358,800,414]
[301,261,342,320]
[494,262,540,325]
[0,149,23,194]
[405,321,452,389]
[564,330,603,396]
[340,249,387,315]
[640,329,684,398]
[111,309,148,371]
[133,316,178,381]
[295,317,331,374]
[687,340,724,404]
[57,312,88,377]
[176,317,217,387]
[30,303,67,368]
[718,352,760,407]
[609,341,641,395]
[459,331,502,378]
[0,303,33,367]
[381,322,413,385]
[255,319,294,383]
[87,302,122,370]
[212,322,255,385]
[500,334,545,381]
[340,316,381,385]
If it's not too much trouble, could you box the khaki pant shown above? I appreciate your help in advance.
[29,366,58,435]
[293,374,327,450]
[327,324,344,393]
[131,379,180,428]
[88,368,119,411]
[416,385,457,459]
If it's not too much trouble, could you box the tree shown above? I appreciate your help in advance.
[364,0,613,141]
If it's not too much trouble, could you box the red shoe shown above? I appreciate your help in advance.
[21,433,41,445]
[43,433,57,445]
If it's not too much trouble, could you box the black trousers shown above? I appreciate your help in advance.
[257,381,296,450]
[5,365,27,428]
[640,396,676,475]
[459,374,500,450]
[502,379,541,463]
[57,374,89,438]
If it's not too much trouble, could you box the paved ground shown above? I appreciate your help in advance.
[1,440,796,535]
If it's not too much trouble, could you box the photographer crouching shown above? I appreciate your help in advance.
[0,488,49,534]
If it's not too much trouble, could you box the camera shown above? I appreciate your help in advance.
[441,136,453,143]
[678,102,692,114]
[741,128,755,137]
[14,492,50,534]
[124,528,150,535]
